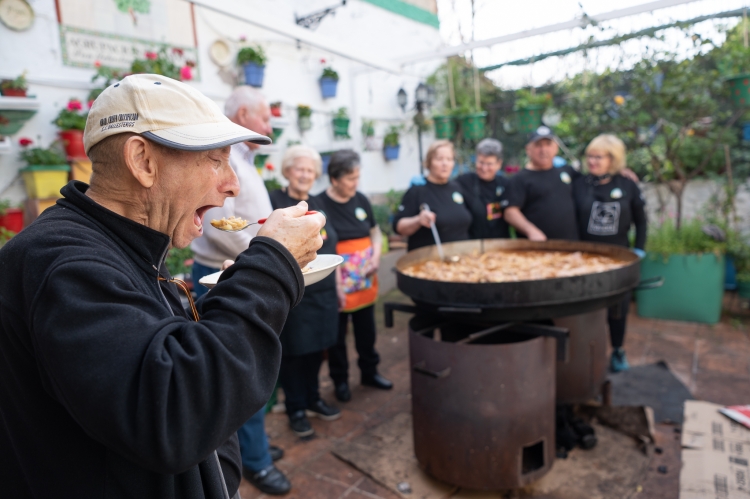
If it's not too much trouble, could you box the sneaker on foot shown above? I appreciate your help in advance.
[243,464,291,496]
[610,348,630,373]
[306,399,341,421]
[288,410,314,437]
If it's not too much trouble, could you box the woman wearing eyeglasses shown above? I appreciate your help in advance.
[572,134,647,373]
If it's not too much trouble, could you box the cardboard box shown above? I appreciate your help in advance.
[680,400,750,498]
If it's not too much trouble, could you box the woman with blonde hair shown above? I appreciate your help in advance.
[393,140,472,251]
[572,134,647,372]
[270,145,341,437]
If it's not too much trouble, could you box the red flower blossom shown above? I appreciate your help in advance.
[94,60,101,68]
[172,47,184,56]
[67,99,83,111]
[18,137,33,147]
[265,163,274,171]
[179,65,193,81]
[87,99,95,109]
[320,58,326,64]
[145,51,158,60]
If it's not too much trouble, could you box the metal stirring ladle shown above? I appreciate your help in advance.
[420,203,446,261]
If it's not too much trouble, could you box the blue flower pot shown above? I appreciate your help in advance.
[383,145,400,161]
[243,63,265,88]
[319,77,338,98]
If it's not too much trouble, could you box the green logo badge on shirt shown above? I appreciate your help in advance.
[355,207,368,221]
[610,188,623,199]
[496,186,504,197]
[452,192,464,204]
[560,172,572,184]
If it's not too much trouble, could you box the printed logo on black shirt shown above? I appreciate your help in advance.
[587,201,620,236]
[560,172,572,184]
[452,192,464,204]
[610,188,623,199]
[355,207,368,221]
[495,186,504,197]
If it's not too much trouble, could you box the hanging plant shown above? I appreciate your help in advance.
[320,67,339,99]
[383,125,401,161]
[237,45,267,88]
[514,89,551,133]
[332,107,350,139]
[297,104,312,132]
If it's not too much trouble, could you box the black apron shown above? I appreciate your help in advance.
[270,189,339,357]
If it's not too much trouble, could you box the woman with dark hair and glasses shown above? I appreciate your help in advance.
[317,149,392,403]
[572,134,647,373]
[455,138,510,239]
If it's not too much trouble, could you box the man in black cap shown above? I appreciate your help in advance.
[502,126,580,241]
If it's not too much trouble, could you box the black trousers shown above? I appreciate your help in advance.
[328,305,380,384]
[278,351,324,415]
[608,293,631,349]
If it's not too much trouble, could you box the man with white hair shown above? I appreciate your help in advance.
[0,74,325,499]
[191,86,291,495]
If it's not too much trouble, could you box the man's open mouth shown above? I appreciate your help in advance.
[194,206,213,228]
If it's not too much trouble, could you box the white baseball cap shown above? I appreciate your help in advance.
[84,73,271,154]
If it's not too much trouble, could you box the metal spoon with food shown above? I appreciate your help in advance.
[419,204,459,263]
[210,211,319,232]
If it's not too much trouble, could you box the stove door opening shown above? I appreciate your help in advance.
[522,440,545,474]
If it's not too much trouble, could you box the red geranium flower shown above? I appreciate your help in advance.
[67,99,83,111]
[94,60,101,68]
[18,137,33,147]
[172,47,184,56]
[320,58,326,64]
[179,65,193,81]
[265,163,274,171]
[145,51,158,60]
[87,99,95,109]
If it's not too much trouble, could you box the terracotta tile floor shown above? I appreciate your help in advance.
[238,291,750,499]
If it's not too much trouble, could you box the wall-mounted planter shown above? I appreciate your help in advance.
[21,164,70,199]
[433,115,455,139]
[726,73,750,108]
[0,96,40,136]
[242,62,265,88]
[1,89,27,97]
[319,77,338,99]
[383,145,400,161]
[515,105,545,134]
[461,112,487,141]
[59,129,86,160]
[271,127,283,142]
[636,252,725,324]
[0,207,23,233]
[332,117,350,139]
[298,115,312,132]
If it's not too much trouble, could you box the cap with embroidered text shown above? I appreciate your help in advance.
[84,74,271,154]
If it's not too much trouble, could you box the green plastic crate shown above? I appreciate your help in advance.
[636,253,725,324]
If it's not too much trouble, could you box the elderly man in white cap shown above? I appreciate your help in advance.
[0,74,325,499]
[191,86,291,495]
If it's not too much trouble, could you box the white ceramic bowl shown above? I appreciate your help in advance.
[198,254,344,289]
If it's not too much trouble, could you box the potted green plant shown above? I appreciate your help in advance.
[383,126,401,160]
[19,140,69,200]
[715,21,750,109]
[514,89,552,133]
[297,104,312,132]
[332,107,350,139]
[237,45,267,88]
[0,199,23,233]
[1,71,28,97]
[457,105,487,141]
[636,219,727,324]
[320,67,339,98]
[53,98,88,159]
[433,113,456,139]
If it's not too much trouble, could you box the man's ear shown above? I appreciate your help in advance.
[122,136,156,188]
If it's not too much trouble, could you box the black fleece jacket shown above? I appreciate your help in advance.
[0,182,303,499]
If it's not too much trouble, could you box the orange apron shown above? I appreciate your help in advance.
[337,236,378,313]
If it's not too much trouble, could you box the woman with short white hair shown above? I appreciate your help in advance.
[270,145,342,437]
[572,134,647,373]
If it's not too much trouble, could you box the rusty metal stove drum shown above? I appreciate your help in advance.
[395,312,568,490]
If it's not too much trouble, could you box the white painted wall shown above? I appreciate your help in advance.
[0,0,443,206]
